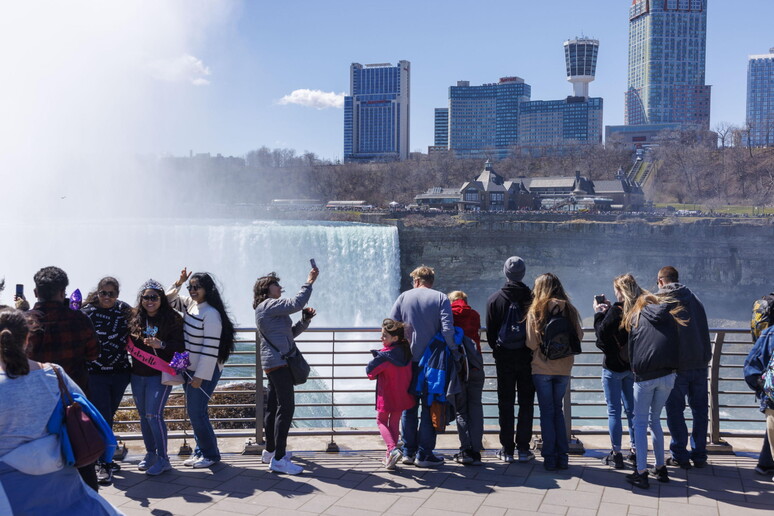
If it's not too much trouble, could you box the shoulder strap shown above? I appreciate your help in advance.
[51,365,74,406]
[259,329,296,359]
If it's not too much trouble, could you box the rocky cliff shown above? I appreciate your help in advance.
[396,219,774,324]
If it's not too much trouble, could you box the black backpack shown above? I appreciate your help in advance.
[496,295,527,350]
[751,293,774,342]
[540,307,582,360]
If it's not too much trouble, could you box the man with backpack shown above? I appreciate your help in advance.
[486,256,535,463]
[657,266,711,469]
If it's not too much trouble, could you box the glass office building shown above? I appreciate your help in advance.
[434,108,449,147]
[343,61,410,162]
[626,0,710,129]
[747,48,774,147]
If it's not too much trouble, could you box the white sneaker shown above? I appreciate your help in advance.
[182,454,200,467]
[269,456,303,475]
[261,449,293,464]
[385,448,403,470]
[496,449,515,463]
[192,457,216,469]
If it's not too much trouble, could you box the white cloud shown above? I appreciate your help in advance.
[278,89,345,109]
[148,54,212,86]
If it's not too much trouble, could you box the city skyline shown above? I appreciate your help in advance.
[2,1,773,164]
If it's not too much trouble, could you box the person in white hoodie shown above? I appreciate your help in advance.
[167,268,235,469]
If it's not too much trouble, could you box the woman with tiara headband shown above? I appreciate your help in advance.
[128,280,184,476]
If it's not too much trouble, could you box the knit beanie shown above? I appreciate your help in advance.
[503,256,526,283]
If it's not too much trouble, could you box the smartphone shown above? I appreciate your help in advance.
[310,258,317,269]
[594,294,606,304]
[15,284,23,298]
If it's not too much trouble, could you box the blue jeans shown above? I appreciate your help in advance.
[183,367,222,462]
[601,368,635,452]
[401,395,436,460]
[131,374,172,460]
[533,374,570,466]
[665,367,709,463]
[88,371,131,429]
[633,373,676,473]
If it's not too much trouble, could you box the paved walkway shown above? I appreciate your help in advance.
[101,447,774,515]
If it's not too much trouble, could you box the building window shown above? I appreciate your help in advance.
[464,191,479,202]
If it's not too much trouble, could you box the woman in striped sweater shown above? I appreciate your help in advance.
[167,268,235,469]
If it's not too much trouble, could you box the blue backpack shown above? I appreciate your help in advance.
[496,295,526,350]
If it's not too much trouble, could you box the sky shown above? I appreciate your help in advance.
[1,0,772,164]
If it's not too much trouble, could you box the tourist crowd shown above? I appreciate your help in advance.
[1,258,773,514]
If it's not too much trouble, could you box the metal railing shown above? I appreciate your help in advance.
[112,327,764,450]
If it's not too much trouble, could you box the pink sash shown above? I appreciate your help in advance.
[126,338,178,375]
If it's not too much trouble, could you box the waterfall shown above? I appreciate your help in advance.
[0,219,401,327]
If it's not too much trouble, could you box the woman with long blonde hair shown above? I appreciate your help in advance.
[622,288,686,489]
[525,273,583,471]
[593,273,642,469]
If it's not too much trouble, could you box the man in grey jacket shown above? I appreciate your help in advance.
[657,266,711,469]
[389,265,456,468]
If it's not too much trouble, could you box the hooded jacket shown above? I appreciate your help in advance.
[486,281,533,358]
[657,283,711,371]
[366,343,415,412]
[451,299,481,352]
[593,302,630,373]
[628,302,680,382]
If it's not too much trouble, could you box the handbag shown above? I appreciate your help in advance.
[53,366,106,467]
[161,371,184,386]
[261,331,310,385]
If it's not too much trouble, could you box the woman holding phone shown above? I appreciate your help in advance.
[253,265,319,475]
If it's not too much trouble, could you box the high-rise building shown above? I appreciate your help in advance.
[435,39,602,159]
[446,78,531,159]
[564,38,599,99]
[434,108,449,147]
[343,61,410,162]
[746,48,774,147]
[625,0,711,130]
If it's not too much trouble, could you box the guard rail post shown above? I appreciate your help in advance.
[708,330,733,454]
[243,329,265,454]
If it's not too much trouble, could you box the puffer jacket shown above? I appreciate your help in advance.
[255,283,312,370]
[628,302,679,382]
[657,282,711,371]
[366,343,415,412]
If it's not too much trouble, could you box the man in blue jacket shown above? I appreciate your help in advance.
[657,266,711,469]
[389,265,456,468]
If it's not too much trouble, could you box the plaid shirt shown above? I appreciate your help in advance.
[25,300,99,395]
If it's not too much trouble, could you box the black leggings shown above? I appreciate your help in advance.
[265,366,295,461]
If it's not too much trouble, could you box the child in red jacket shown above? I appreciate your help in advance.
[366,318,415,469]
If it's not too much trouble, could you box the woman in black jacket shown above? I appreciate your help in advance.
[622,290,685,489]
[593,273,640,470]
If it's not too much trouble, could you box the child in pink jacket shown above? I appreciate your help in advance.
[366,318,415,469]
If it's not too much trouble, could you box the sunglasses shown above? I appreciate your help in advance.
[187,284,202,292]
[98,290,117,298]
[141,294,160,302]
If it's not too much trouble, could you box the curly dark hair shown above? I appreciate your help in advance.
[33,266,69,301]
[252,273,280,309]
[190,272,236,364]
[129,285,181,339]
[83,276,121,307]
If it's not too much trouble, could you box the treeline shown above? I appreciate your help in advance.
[154,137,774,210]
